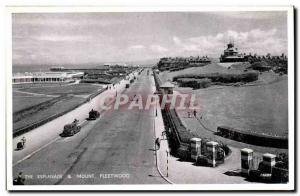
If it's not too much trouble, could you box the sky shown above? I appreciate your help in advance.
[12,11,288,65]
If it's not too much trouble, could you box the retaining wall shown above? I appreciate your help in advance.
[216,126,288,149]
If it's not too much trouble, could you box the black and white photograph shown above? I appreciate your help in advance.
[5,5,295,191]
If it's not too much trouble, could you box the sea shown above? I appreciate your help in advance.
[12,64,98,73]
[13,65,53,73]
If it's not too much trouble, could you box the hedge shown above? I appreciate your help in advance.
[173,72,259,83]
[177,78,212,89]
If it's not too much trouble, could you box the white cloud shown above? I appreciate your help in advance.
[150,44,168,53]
[173,36,182,45]
[172,28,286,56]
[14,15,124,28]
[128,45,145,50]
[211,12,287,20]
[33,35,92,42]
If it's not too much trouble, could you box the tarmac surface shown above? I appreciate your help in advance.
[13,70,166,185]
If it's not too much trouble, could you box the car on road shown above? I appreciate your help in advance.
[88,109,100,120]
[60,120,81,137]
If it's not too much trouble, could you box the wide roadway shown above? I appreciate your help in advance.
[13,69,166,185]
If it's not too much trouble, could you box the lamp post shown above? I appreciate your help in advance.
[166,149,169,177]
[153,91,159,117]
[155,100,158,117]
[155,139,157,167]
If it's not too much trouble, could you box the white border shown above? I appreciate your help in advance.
[5,6,295,191]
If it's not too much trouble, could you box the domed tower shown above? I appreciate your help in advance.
[220,40,246,62]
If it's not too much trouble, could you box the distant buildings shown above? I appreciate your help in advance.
[81,64,139,84]
[157,56,211,71]
[219,41,288,70]
[13,63,140,86]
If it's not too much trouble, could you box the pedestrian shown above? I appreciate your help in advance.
[155,138,160,150]
[188,111,191,118]
[15,172,25,185]
[73,118,79,124]
[193,109,197,117]
[21,136,26,146]
[161,131,167,140]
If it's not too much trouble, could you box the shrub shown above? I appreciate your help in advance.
[248,170,261,182]
[176,145,190,161]
[196,155,208,166]
[276,153,288,169]
[177,78,212,89]
[272,167,289,183]
[173,72,259,84]
[217,142,230,155]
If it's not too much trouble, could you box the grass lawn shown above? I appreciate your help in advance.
[159,62,288,139]
[13,96,85,131]
[179,115,288,155]
[12,83,103,132]
[13,95,54,113]
[175,77,288,138]
[20,83,101,95]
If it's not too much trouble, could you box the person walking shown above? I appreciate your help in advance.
[21,136,26,146]
[14,172,25,185]
[155,137,161,150]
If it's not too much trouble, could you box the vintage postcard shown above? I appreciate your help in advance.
[6,6,294,191]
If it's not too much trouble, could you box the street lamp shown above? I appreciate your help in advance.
[156,100,158,117]
[154,91,160,117]
[166,149,169,177]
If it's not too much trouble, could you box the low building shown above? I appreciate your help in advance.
[12,72,84,84]
[160,81,175,94]
[49,66,65,71]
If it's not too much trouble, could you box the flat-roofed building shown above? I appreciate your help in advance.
[12,72,84,84]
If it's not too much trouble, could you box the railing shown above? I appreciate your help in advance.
[153,71,188,149]
[164,109,182,147]
[153,71,162,91]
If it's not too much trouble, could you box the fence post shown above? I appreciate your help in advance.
[190,138,201,161]
[262,153,276,174]
[241,148,254,177]
[206,141,218,167]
